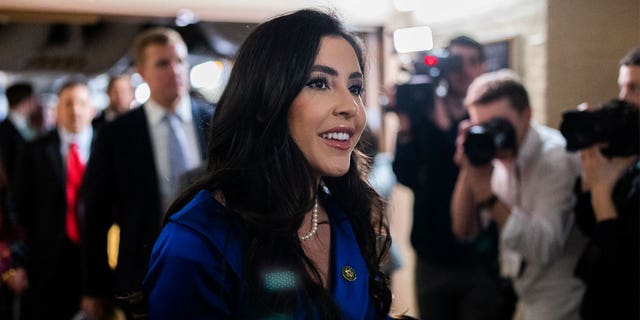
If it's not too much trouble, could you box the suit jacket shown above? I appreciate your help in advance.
[0,118,27,184]
[144,190,387,319]
[13,128,94,319]
[90,110,108,134]
[81,98,213,298]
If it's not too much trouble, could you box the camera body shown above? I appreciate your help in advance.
[395,79,434,126]
[394,49,463,126]
[464,118,517,166]
[413,50,463,80]
[560,99,639,156]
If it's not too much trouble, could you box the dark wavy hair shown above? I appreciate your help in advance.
[168,8,391,319]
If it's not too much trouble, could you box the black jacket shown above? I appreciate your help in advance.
[574,162,639,320]
[14,127,96,319]
[0,118,27,184]
[81,98,214,298]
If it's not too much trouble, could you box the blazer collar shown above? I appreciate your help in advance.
[327,200,371,320]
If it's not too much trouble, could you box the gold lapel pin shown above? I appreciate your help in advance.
[341,265,356,282]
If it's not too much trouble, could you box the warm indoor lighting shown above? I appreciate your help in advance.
[413,0,504,24]
[190,60,223,89]
[134,83,150,104]
[394,0,418,12]
[393,26,433,53]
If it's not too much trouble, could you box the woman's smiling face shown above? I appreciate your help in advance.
[288,35,366,178]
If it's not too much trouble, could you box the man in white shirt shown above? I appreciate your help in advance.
[80,27,213,318]
[451,70,586,320]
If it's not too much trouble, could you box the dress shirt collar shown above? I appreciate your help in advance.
[104,108,119,122]
[8,111,34,140]
[58,125,92,147]
[515,123,541,167]
[58,125,93,162]
[144,95,192,126]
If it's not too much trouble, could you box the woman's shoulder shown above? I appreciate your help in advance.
[154,189,246,276]
[169,190,238,229]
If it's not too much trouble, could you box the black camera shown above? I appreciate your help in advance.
[560,99,639,156]
[394,79,435,126]
[394,50,463,126]
[396,50,462,123]
[413,50,463,80]
[464,118,517,166]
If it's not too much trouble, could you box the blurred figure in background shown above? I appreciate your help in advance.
[0,83,37,184]
[0,160,28,320]
[431,36,487,131]
[92,74,135,132]
[28,93,59,137]
[361,124,402,277]
[451,70,586,320]
[394,36,509,320]
[14,81,96,320]
[80,27,213,319]
[616,46,640,106]
[573,46,639,320]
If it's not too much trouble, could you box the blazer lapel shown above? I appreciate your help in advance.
[134,106,161,222]
[190,98,212,160]
[45,132,65,187]
[329,202,370,319]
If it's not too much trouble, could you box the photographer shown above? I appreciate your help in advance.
[393,36,505,320]
[572,47,639,320]
[450,70,586,320]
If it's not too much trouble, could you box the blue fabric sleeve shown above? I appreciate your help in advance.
[144,222,235,319]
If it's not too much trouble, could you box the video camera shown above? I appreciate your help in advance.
[560,99,639,157]
[413,50,463,80]
[394,49,464,124]
[464,118,517,166]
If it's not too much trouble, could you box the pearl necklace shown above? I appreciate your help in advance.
[299,198,319,241]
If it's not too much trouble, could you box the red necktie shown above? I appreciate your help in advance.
[66,143,85,244]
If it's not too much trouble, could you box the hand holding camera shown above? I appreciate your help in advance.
[463,118,517,166]
[560,99,639,157]
[579,144,637,193]
[560,99,639,221]
[560,99,639,192]
[454,117,519,205]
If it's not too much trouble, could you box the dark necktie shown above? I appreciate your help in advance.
[167,114,188,193]
[65,143,85,244]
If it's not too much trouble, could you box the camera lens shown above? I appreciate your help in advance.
[560,99,639,156]
[464,118,517,166]
[464,126,497,166]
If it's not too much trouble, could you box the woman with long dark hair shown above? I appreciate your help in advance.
[143,9,395,319]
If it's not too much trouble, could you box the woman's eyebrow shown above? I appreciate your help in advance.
[310,65,337,76]
[310,65,363,80]
[349,72,363,80]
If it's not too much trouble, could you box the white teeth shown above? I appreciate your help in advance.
[321,132,350,141]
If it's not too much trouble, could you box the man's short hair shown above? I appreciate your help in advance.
[107,74,131,93]
[131,27,186,67]
[6,82,34,109]
[620,47,640,67]
[448,35,485,62]
[57,80,88,96]
[465,69,530,112]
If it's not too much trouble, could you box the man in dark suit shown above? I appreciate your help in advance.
[14,81,96,319]
[0,82,37,184]
[80,27,213,318]
[91,74,135,132]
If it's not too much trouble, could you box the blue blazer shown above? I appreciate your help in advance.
[144,190,386,319]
